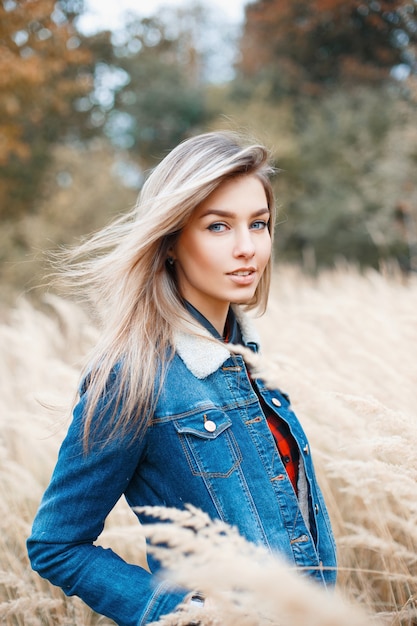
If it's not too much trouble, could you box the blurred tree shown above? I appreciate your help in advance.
[238,0,417,95]
[267,86,417,269]
[229,0,417,269]
[0,1,220,296]
[0,0,103,219]
[0,1,215,226]
[101,6,214,165]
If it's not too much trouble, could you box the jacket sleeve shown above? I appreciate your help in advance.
[26,384,187,626]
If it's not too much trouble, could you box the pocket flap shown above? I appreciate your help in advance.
[174,410,232,440]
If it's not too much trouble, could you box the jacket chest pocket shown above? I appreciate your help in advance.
[173,410,242,478]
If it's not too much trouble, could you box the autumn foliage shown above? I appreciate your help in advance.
[0,0,92,217]
[239,0,417,93]
[1,0,416,290]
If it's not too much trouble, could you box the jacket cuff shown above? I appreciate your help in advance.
[140,580,188,625]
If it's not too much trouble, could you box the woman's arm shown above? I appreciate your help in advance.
[27,388,186,626]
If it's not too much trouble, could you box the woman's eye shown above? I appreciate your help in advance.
[251,220,268,230]
[207,222,227,232]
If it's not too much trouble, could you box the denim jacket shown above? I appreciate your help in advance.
[27,308,337,626]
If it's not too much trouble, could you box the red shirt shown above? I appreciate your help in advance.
[265,409,299,494]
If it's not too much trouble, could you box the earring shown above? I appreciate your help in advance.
[167,256,175,266]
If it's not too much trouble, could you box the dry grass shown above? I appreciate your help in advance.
[257,264,417,625]
[0,265,416,625]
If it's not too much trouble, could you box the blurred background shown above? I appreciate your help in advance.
[1,0,417,304]
[2,6,417,623]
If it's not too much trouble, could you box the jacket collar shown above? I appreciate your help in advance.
[174,306,260,379]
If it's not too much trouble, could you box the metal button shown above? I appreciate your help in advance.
[315,504,319,514]
[303,444,309,455]
[204,420,216,433]
[271,397,281,407]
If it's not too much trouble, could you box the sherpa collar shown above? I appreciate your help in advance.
[174,306,260,379]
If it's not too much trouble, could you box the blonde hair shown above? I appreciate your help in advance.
[60,131,277,447]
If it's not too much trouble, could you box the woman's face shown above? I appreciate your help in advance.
[172,175,272,333]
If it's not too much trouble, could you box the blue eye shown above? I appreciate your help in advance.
[208,223,227,232]
[251,220,268,230]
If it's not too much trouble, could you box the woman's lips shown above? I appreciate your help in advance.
[227,268,257,285]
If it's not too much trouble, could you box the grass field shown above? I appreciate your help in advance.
[1,265,416,625]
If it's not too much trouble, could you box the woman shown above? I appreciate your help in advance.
[27,131,337,626]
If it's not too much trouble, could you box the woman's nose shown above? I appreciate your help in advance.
[233,228,256,258]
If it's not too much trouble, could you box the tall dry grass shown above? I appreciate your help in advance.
[258,265,417,625]
[0,265,416,625]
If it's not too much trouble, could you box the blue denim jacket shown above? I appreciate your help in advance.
[27,309,337,626]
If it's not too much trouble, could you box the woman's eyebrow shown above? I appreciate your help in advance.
[199,208,270,219]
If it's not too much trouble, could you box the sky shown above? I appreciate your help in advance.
[78,0,247,34]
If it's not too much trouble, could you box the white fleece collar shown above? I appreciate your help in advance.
[174,306,261,379]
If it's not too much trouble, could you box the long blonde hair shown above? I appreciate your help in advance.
[60,131,276,447]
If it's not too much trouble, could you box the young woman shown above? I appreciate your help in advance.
[27,131,337,626]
